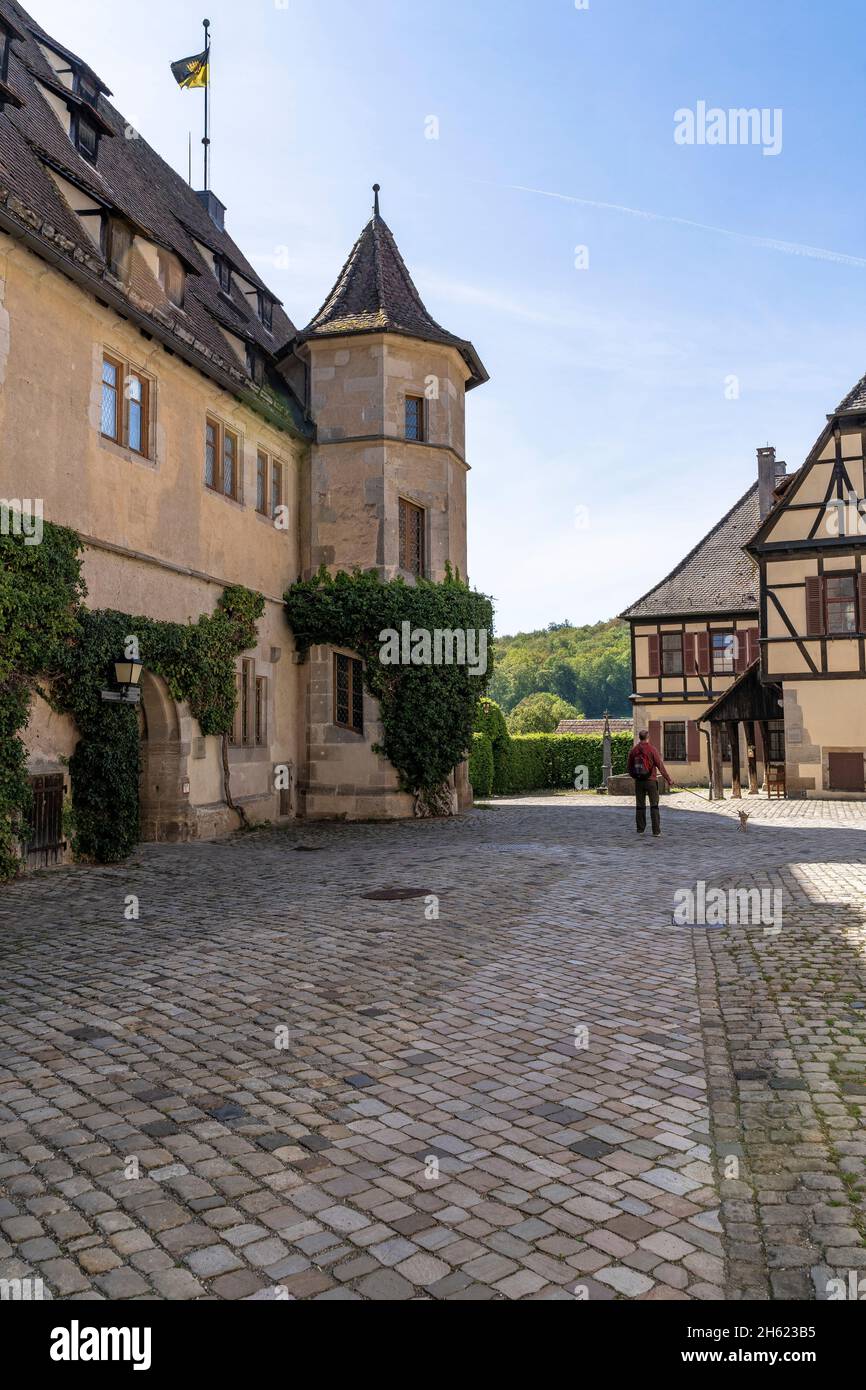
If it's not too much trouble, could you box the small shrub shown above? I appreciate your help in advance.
[469,731,494,798]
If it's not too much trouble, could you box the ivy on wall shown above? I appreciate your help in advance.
[0,519,85,881]
[53,587,265,863]
[1,517,264,878]
[284,567,494,815]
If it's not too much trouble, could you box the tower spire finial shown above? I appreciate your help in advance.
[373,183,380,217]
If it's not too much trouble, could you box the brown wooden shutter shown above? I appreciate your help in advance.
[683,634,697,674]
[735,629,749,673]
[696,630,711,674]
[805,576,825,635]
[858,574,866,632]
[686,720,700,762]
[647,634,660,676]
[745,627,760,667]
[648,719,662,751]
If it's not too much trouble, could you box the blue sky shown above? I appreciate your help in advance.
[27,0,866,633]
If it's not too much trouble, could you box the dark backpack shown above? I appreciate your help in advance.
[631,745,652,780]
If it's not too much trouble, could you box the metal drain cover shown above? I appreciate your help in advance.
[361,887,432,901]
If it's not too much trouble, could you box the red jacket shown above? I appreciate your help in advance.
[627,740,671,784]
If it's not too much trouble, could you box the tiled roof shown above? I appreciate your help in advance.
[621,483,760,619]
[555,719,633,735]
[0,0,310,436]
[298,207,488,389]
[837,374,866,412]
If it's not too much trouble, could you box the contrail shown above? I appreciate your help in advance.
[495,181,866,269]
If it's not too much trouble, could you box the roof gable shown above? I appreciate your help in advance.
[621,483,760,620]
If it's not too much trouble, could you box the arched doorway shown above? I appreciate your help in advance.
[138,671,191,841]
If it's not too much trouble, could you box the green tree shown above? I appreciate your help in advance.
[506,692,582,734]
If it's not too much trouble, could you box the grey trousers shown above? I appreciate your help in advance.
[635,780,660,834]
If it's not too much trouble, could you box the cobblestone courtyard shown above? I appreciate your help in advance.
[1,794,865,1301]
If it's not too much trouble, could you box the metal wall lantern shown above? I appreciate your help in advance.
[101,657,144,704]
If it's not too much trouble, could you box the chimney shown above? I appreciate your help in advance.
[195,189,226,231]
[758,445,786,519]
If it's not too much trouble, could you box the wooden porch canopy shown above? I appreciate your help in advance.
[701,661,783,799]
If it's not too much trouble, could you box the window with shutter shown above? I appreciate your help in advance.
[711,632,736,675]
[661,633,683,675]
[825,574,857,634]
[686,720,701,762]
[663,722,687,761]
[805,575,825,635]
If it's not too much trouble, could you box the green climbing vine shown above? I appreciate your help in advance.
[284,566,494,814]
[0,518,85,881]
[52,586,265,864]
[1,514,264,878]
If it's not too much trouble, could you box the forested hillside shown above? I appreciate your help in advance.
[489,619,631,717]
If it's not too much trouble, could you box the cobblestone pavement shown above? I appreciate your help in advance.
[0,795,864,1301]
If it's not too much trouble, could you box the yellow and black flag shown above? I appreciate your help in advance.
[171,50,209,90]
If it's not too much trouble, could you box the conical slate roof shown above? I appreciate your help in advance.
[298,194,488,388]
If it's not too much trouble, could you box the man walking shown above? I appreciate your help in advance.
[627,729,673,837]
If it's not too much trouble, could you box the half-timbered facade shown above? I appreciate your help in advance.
[621,478,772,787]
[746,389,866,796]
[622,450,795,789]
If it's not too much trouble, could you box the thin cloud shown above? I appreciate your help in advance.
[492,181,866,269]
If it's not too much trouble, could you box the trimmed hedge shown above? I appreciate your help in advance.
[469,731,494,798]
[503,731,632,794]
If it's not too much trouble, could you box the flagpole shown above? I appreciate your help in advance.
[202,17,210,190]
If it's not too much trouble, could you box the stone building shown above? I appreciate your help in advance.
[0,1,486,862]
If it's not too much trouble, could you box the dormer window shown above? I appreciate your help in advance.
[1,27,11,84]
[158,248,185,308]
[103,217,133,279]
[215,256,232,294]
[72,108,99,163]
[75,72,98,106]
[246,344,265,386]
[258,292,273,333]
[0,20,24,109]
